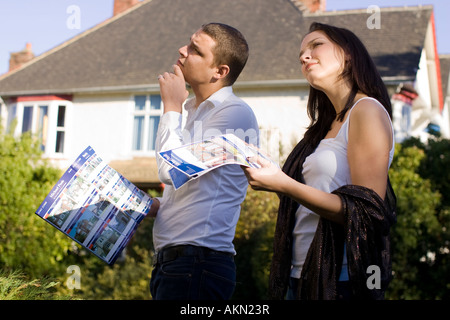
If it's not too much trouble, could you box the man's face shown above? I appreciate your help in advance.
[177,29,218,86]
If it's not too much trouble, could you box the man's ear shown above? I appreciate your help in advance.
[214,65,230,81]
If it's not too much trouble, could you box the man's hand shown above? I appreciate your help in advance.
[158,65,189,114]
[148,198,160,218]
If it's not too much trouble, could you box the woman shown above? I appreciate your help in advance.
[243,22,396,300]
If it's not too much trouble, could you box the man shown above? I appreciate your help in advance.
[149,23,259,300]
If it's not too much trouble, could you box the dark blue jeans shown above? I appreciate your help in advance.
[150,245,236,300]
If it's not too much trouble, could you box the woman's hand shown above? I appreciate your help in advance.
[242,156,287,193]
[244,155,344,224]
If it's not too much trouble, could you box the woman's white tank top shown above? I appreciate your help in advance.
[290,97,395,279]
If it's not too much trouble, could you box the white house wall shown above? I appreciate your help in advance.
[17,79,447,177]
[411,48,436,141]
[236,87,310,164]
[49,87,310,170]
[442,99,450,137]
[63,93,135,169]
[416,48,432,109]
[413,46,450,140]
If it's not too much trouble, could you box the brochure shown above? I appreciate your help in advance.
[35,146,154,265]
[158,133,278,189]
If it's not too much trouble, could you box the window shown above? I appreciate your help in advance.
[55,105,66,153]
[37,106,48,151]
[6,105,16,131]
[132,95,161,152]
[22,106,33,133]
[4,97,71,156]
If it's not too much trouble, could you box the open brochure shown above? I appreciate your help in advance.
[158,133,279,189]
[35,146,154,265]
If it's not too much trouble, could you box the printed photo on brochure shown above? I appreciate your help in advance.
[159,134,279,189]
[35,146,153,265]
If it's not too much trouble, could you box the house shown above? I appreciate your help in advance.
[440,54,450,137]
[301,6,449,142]
[0,0,448,189]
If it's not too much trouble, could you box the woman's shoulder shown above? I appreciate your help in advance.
[350,97,390,123]
[348,97,393,146]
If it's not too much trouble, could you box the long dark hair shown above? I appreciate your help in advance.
[303,22,392,148]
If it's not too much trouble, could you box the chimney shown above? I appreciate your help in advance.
[9,43,34,72]
[113,0,140,16]
[291,0,326,13]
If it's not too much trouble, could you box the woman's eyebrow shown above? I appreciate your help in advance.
[299,37,323,58]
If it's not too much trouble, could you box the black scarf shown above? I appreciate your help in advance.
[268,138,396,300]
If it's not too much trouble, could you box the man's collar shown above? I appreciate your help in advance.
[185,86,233,111]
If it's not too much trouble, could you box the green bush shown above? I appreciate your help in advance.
[387,138,450,299]
[0,270,71,300]
[233,188,279,299]
[0,125,73,278]
[2,121,449,299]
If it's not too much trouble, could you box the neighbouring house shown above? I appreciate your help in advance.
[0,0,448,189]
[302,5,449,142]
[440,54,450,137]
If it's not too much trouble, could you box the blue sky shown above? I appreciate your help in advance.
[0,0,448,75]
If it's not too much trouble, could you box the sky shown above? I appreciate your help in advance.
[0,0,449,75]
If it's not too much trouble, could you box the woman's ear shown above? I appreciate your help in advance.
[344,50,352,63]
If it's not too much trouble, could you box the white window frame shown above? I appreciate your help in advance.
[54,104,67,154]
[0,100,4,129]
[4,99,71,158]
[131,94,162,155]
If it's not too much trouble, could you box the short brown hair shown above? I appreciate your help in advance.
[201,23,249,86]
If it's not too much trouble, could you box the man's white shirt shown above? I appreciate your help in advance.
[153,86,259,254]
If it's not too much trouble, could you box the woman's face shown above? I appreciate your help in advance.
[299,31,346,90]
